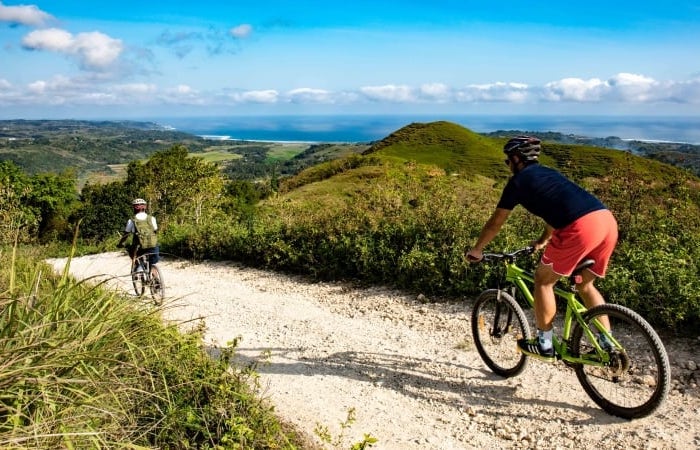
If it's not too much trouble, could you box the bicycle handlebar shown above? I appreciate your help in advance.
[480,246,535,263]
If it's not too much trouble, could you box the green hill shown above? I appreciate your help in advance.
[244,120,700,329]
[362,120,504,176]
[279,120,699,205]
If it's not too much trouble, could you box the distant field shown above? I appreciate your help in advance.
[265,143,310,161]
[197,150,244,163]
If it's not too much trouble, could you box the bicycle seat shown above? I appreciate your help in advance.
[570,259,595,284]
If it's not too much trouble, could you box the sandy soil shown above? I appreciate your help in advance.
[47,252,700,450]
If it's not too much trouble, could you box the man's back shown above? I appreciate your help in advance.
[497,164,606,229]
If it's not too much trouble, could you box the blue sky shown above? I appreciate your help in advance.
[1,1,699,119]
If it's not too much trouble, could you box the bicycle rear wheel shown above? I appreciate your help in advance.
[572,304,670,419]
[131,263,146,297]
[471,289,531,377]
[148,264,165,305]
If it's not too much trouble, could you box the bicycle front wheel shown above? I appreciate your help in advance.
[149,264,165,305]
[471,289,531,377]
[572,304,671,419]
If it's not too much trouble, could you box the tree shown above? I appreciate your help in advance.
[0,161,37,245]
[135,145,225,226]
[78,181,130,241]
[29,170,79,242]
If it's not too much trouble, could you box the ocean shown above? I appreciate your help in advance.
[156,115,700,145]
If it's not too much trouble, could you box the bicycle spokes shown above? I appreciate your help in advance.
[572,304,670,419]
[471,290,531,378]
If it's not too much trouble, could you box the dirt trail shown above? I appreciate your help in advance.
[48,252,700,450]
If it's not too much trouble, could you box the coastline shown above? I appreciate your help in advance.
[157,114,700,145]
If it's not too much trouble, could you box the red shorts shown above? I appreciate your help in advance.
[541,209,618,277]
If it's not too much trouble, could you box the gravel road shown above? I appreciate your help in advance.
[48,252,700,450]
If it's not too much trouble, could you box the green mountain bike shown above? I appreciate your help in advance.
[470,247,670,419]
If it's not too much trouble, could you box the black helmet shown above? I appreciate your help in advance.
[503,135,541,161]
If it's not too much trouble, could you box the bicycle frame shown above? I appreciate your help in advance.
[133,253,151,275]
[501,260,619,366]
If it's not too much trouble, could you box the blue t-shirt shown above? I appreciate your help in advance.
[496,164,606,229]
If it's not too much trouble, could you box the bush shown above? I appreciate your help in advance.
[0,248,303,448]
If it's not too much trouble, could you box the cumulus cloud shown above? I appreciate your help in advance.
[113,83,158,95]
[231,89,278,103]
[21,28,123,71]
[419,83,451,102]
[542,77,607,102]
[230,24,252,39]
[3,72,700,110]
[360,84,415,102]
[455,82,530,103]
[606,73,658,102]
[0,1,53,27]
[541,73,668,103]
[286,87,333,103]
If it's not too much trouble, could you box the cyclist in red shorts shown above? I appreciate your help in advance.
[467,136,618,362]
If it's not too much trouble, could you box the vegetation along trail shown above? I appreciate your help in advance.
[49,252,700,450]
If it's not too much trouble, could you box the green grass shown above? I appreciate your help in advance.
[364,121,505,177]
[196,150,244,163]
[266,143,310,161]
[0,246,308,449]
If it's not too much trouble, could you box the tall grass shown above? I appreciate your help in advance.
[0,246,304,449]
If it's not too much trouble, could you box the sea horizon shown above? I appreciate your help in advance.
[153,114,700,145]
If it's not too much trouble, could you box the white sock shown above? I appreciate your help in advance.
[537,329,553,350]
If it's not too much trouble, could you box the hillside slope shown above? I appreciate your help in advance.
[280,120,700,204]
[363,121,505,177]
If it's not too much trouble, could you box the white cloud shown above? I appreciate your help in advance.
[542,77,607,102]
[27,80,47,94]
[419,83,451,102]
[0,1,53,27]
[286,88,333,103]
[113,83,157,95]
[174,84,194,95]
[455,82,530,103]
[22,28,123,71]
[230,24,252,39]
[665,77,700,104]
[232,89,279,103]
[360,84,415,102]
[2,72,700,111]
[606,73,657,102]
[26,75,75,94]
[541,73,668,103]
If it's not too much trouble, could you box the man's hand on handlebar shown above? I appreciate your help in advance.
[466,249,483,263]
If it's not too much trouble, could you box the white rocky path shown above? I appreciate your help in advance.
[48,252,700,450]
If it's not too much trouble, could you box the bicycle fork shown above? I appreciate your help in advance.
[490,289,515,339]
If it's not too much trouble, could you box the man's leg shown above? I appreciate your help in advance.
[517,262,561,361]
[576,269,610,330]
[533,262,560,331]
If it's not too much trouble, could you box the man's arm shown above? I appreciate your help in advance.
[532,224,554,251]
[467,208,511,261]
[117,232,129,247]
[117,219,133,247]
